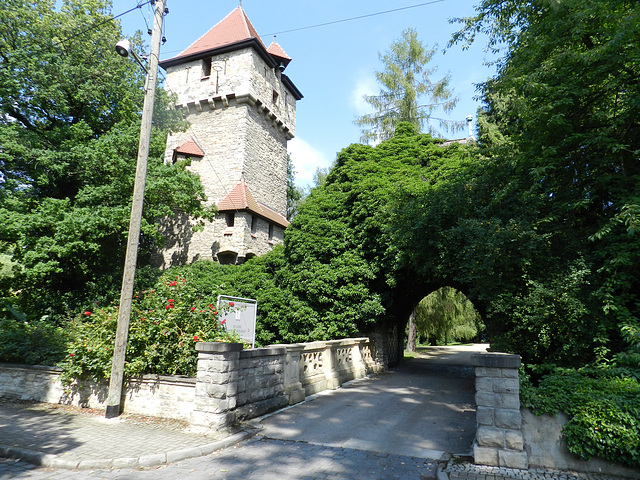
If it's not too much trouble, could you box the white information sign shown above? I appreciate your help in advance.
[216,295,257,348]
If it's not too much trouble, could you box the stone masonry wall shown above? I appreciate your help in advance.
[155,45,295,268]
[471,353,528,469]
[0,337,384,432]
[0,364,195,421]
[190,338,383,430]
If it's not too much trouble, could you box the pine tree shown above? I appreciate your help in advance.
[355,28,460,143]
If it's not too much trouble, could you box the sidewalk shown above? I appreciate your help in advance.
[0,399,251,470]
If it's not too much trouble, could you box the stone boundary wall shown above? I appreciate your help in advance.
[522,407,640,478]
[471,353,639,477]
[0,337,384,430]
[191,337,384,430]
[0,364,196,421]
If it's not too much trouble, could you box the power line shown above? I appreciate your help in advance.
[260,0,447,38]
[51,1,153,49]
[159,0,449,57]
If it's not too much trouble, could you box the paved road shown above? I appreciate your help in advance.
[0,436,435,480]
[258,357,477,459]
[0,345,487,479]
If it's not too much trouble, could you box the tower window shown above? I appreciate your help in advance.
[251,215,257,234]
[268,223,274,240]
[202,58,212,78]
[225,212,235,227]
[272,90,279,104]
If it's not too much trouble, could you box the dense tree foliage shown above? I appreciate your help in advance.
[355,28,458,143]
[0,0,213,319]
[442,0,640,366]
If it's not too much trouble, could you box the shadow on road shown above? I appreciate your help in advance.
[259,345,486,459]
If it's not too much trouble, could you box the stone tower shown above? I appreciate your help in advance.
[154,6,302,267]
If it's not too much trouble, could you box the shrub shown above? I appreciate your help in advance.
[521,367,640,467]
[0,318,68,366]
[59,274,242,384]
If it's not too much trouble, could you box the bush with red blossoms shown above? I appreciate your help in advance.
[60,275,242,384]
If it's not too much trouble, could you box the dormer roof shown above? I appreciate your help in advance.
[174,139,205,157]
[267,40,292,68]
[217,180,289,228]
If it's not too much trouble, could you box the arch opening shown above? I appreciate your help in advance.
[404,286,485,353]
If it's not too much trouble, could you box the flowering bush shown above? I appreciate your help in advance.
[59,275,242,384]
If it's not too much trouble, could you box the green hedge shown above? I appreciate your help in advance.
[521,367,640,467]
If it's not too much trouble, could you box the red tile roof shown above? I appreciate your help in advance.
[267,41,291,61]
[217,180,289,228]
[267,40,292,69]
[177,7,265,60]
[174,139,205,157]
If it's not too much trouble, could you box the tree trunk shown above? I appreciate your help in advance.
[407,308,417,352]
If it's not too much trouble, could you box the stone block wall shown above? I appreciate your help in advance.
[1,337,386,432]
[190,338,383,430]
[0,364,195,421]
[471,353,528,469]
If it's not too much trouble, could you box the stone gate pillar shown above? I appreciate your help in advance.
[191,342,243,430]
[471,352,528,469]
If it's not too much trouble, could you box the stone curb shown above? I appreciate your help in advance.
[0,429,256,470]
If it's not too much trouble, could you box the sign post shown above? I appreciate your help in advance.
[216,295,257,348]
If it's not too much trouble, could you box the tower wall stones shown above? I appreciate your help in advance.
[154,20,299,268]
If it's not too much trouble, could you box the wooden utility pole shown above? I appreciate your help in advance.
[105,0,166,419]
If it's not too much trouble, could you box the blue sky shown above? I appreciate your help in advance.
[111,0,495,187]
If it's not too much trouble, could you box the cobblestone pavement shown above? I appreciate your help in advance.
[0,436,436,480]
[0,400,235,469]
[442,460,635,480]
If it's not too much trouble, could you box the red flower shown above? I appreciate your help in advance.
[220,319,226,325]
[84,311,91,316]
[229,301,234,307]
[169,281,177,287]
[193,335,199,342]
[190,306,196,312]
[167,299,174,303]
[69,353,75,357]
[213,311,218,315]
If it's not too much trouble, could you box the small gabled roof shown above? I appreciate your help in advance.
[174,139,205,157]
[267,40,292,68]
[217,180,289,228]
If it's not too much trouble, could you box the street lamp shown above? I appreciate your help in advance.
[105,0,166,419]
[115,39,148,74]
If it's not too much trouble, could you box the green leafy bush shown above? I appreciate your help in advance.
[0,318,68,366]
[59,274,242,383]
[521,368,640,467]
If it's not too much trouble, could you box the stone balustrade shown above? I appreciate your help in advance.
[191,337,384,430]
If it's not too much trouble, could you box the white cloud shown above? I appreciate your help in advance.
[288,137,333,189]
[350,74,378,116]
